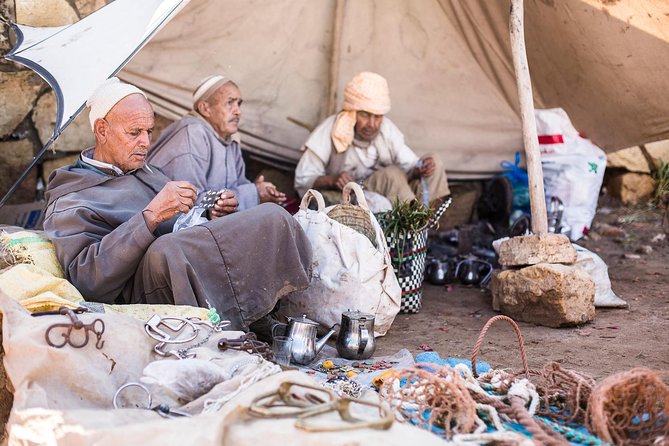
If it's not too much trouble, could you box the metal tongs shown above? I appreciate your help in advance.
[248,381,393,432]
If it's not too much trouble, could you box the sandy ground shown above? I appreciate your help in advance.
[376,202,669,381]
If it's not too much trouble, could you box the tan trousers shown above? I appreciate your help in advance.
[364,155,450,203]
[318,155,450,207]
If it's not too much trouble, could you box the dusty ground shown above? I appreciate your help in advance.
[376,201,669,381]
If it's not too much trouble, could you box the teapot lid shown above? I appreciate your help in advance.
[287,314,319,326]
[342,309,374,320]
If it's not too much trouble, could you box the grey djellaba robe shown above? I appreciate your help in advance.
[43,160,312,329]
[147,114,260,211]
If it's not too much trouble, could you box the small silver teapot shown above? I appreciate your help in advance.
[336,310,376,360]
[272,315,338,365]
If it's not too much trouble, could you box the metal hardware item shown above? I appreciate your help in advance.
[336,310,376,360]
[32,306,105,349]
[217,332,274,362]
[454,259,493,287]
[144,314,229,359]
[425,258,455,285]
[248,381,393,432]
[547,196,565,234]
[271,315,338,365]
[113,382,191,418]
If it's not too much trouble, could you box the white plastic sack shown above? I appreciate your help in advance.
[281,183,401,337]
[573,244,628,308]
[536,108,607,241]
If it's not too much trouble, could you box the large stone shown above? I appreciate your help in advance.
[15,0,78,26]
[645,139,669,166]
[0,139,37,204]
[0,71,42,137]
[498,233,577,267]
[606,172,655,205]
[33,91,95,152]
[492,263,595,327]
[607,146,652,173]
[42,154,80,184]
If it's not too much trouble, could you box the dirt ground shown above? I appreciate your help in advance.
[376,200,669,381]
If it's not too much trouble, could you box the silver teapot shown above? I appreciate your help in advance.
[272,315,338,365]
[336,310,376,360]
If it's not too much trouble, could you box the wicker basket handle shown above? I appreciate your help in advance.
[419,196,452,231]
[341,182,370,210]
[299,189,326,211]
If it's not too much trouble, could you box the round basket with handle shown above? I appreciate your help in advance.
[384,198,452,313]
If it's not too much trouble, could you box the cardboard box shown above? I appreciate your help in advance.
[0,201,46,230]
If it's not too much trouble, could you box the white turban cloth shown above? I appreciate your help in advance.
[331,72,391,153]
[192,74,228,108]
[87,77,146,130]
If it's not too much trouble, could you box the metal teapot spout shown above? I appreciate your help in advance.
[315,323,339,354]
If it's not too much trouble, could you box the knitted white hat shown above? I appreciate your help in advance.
[192,74,227,107]
[87,77,146,130]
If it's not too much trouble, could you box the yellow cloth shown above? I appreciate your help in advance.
[331,72,391,153]
[0,264,83,312]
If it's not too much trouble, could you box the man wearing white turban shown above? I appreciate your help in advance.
[294,72,450,209]
[43,77,312,332]
[147,75,286,213]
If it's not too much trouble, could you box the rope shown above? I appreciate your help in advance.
[471,315,529,379]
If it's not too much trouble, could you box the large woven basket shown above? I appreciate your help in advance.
[327,203,377,247]
[383,198,452,314]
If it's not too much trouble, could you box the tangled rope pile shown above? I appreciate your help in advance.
[379,363,479,438]
[586,368,669,445]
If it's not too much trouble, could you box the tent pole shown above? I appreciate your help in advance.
[0,135,57,208]
[326,0,346,116]
[510,0,548,234]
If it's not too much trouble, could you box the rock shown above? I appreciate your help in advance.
[595,223,626,237]
[42,154,80,184]
[74,0,106,17]
[15,0,78,26]
[0,139,37,204]
[498,233,577,267]
[623,253,641,260]
[586,231,601,241]
[607,146,652,173]
[606,172,655,205]
[645,139,669,167]
[492,263,595,328]
[0,71,43,137]
[33,91,95,152]
[637,245,653,255]
[651,233,666,244]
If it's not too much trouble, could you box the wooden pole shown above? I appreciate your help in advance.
[326,0,346,116]
[510,0,548,234]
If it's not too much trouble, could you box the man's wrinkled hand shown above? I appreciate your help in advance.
[416,157,436,178]
[256,175,287,204]
[143,181,197,231]
[209,190,238,219]
[334,171,354,190]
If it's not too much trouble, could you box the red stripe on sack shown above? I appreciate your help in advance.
[538,134,564,144]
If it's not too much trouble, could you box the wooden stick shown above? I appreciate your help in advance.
[510,0,548,234]
[326,0,346,116]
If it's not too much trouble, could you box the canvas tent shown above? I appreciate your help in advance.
[115,0,669,178]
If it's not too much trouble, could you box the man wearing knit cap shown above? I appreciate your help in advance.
[147,75,286,213]
[294,71,450,209]
[43,77,312,332]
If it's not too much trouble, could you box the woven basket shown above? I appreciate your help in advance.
[327,203,377,248]
[386,229,429,313]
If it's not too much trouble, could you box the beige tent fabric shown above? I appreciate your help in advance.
[0,292,445,445]
[121,0,669,177]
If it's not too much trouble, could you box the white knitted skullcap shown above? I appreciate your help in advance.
[192,74,227,107]
[86,77,147,130]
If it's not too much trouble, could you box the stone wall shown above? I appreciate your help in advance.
[0,0,106,204]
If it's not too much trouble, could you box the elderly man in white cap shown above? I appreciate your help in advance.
[294,71,450,210]
[43,77,312,332]
[147,75,286,213]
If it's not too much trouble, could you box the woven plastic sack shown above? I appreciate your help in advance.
[0,229,64,278]
[282,183,401,337]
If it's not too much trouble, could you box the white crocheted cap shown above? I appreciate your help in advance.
[192,74,227,107]
[87,77,147,130]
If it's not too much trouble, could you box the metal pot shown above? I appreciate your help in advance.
[272,315,338,365]
[336,310,376,360]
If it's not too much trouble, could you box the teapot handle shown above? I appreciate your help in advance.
[271,322,288,339]
[358,322,369,355]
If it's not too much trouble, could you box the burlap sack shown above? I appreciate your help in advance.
[0,292,443,445]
